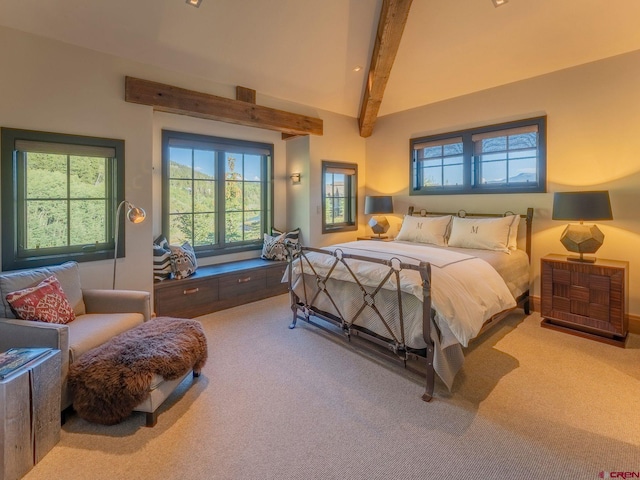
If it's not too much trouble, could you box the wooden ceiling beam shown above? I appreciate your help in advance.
[125,77,323,137]
[358,0,413,138]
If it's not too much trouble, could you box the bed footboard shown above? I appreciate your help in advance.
[286,245,435,401]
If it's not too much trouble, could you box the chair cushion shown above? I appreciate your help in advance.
[67,312,145,364]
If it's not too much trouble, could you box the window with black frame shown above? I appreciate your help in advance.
[162,130,273,257]
[1,127,124,271]
[411,116,546,195]
[322,161,357,233]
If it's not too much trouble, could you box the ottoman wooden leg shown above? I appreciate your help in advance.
[145,411,158,428]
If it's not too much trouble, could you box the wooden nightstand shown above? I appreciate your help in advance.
[356,236,394,242]
[540,254,628,347]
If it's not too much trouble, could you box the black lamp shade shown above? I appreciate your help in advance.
[552,191,612,221]
[364,196,393,215]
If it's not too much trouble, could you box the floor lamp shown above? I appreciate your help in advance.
[113,200,146,289]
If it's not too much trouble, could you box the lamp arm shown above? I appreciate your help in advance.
[112,200,127,289]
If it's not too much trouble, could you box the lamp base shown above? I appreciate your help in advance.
[565,254,596,263]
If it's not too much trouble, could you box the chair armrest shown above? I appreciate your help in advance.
[0,318,70,379]
[82,289,151,322]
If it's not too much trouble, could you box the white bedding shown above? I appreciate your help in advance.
[289,240,519,348]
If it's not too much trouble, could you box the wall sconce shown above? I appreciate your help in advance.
[290,173,301,185]
[552,191,613,263]
[113,200,146,289]
[186,0,202,7]
[364,195,394,238]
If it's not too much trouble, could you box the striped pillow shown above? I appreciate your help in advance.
[153,235,172,281]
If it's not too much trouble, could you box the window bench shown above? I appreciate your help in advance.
[153,258,288,318]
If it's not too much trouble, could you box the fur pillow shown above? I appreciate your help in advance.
[169,242,198,280]
[6,275,76,324]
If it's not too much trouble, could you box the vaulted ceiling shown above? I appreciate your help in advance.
[2,0,640,125]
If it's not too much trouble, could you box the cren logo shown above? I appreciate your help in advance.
[600,471,640,478]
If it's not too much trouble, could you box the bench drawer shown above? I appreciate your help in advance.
[219,269,266,298]
[266,262,288,292]
[155,277,218,317]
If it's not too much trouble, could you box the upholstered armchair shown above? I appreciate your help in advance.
[0,262,151,411]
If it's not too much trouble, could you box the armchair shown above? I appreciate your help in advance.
[0,262,150,411]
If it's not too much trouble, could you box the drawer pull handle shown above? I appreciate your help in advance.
[183,287,199,295]
[238,277,252,283]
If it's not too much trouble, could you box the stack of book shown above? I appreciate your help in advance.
[0,347,53,380]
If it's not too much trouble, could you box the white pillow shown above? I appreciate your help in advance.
[447,216,514,253]
[396,215,452,246]
[507,214,520,250]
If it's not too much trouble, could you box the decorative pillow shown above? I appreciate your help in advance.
[396,215,452,246]
[153,235,172,281]
[6,275,76,324]
[271,227,300,244]
[261,233,288,261]
[169,242,198,280]
[507,214,520,250]
[447,216,513,253]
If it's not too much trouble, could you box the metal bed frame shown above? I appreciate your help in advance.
[287,207,533,401]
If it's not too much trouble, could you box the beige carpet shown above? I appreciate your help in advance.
[25,294,640,480]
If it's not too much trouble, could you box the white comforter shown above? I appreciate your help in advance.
[290,240,516,348]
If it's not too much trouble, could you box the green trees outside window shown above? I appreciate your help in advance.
[1,128,124,271]
[162,131,273,257]
[322,161,357,233]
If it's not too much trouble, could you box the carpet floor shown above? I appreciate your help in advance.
[25,294,640,480]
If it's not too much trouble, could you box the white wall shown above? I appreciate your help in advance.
[0,26,154,292]
[366,49,640,315]
[307,111,367,246]
[0,25,365,299]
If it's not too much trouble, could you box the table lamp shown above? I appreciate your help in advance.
[552,191,612,263]
[364,196,393,238]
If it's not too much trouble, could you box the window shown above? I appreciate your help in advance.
[411,116,546,195]
[162,130,273,257]
[1,128,124,271]
[322,161,357,233]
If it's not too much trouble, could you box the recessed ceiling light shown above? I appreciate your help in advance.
[492,0,508,6]
[186,0,202,7]
[353,66,363,72]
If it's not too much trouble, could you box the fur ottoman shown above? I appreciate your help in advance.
[68,317,207,426]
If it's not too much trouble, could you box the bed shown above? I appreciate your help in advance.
[285,207,533,401]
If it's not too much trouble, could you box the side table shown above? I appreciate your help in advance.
[1,349,61,480]
[540,254,628,347]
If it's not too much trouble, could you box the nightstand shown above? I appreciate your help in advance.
[356,236,394,242]
[540,254,628,347]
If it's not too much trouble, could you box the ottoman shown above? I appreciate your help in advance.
[68,317,207,427]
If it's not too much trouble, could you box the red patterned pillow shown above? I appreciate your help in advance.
[6,275,76,324]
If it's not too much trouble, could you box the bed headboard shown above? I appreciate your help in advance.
[406,206,534,261]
